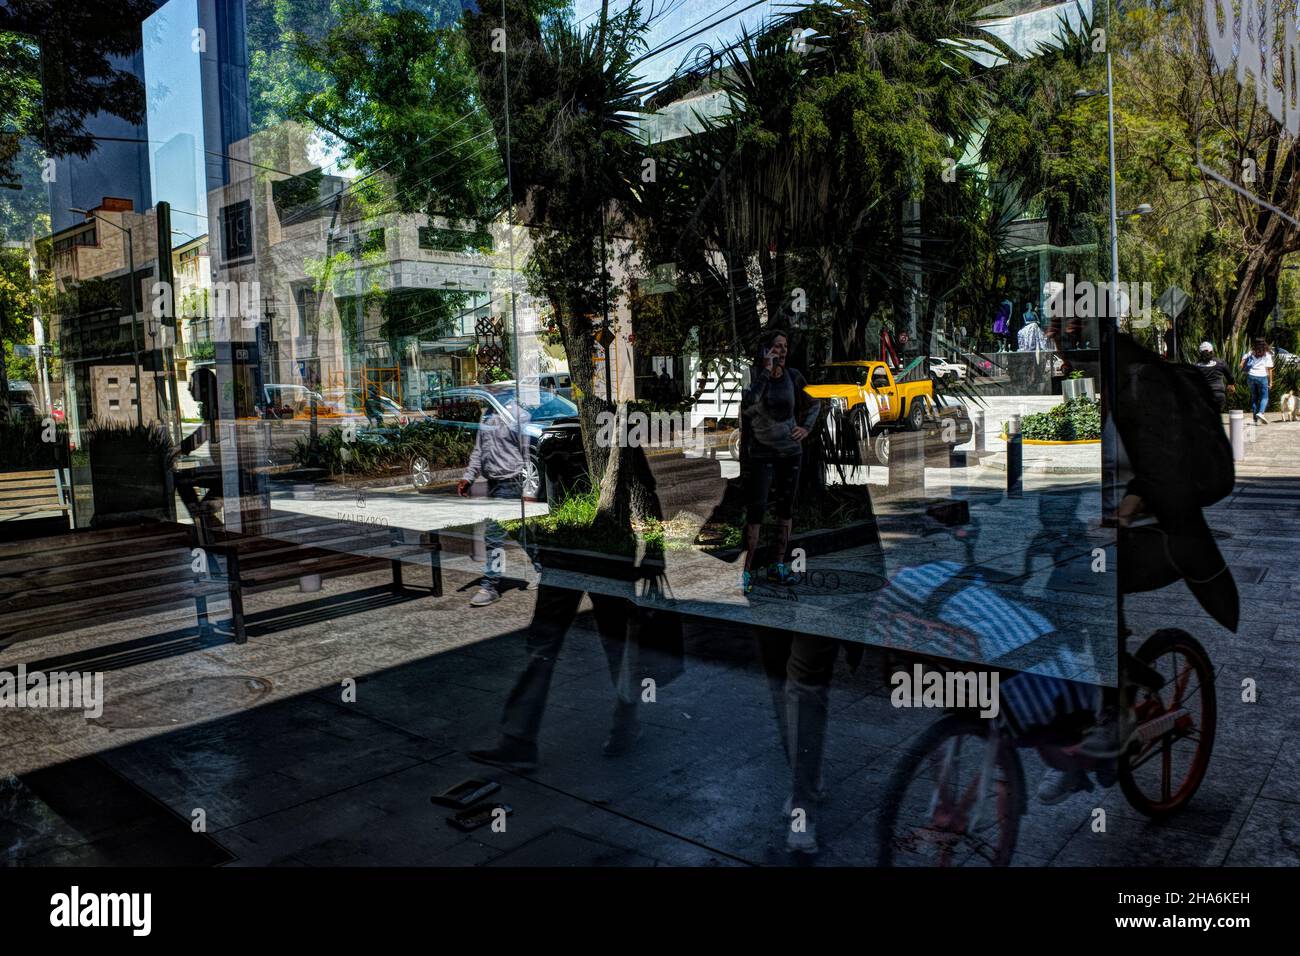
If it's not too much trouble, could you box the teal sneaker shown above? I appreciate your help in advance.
[767,562,798,585]
[741,569,755,595]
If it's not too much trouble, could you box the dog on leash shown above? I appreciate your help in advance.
[1282,391,1300,423]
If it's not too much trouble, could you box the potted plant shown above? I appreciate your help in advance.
[1061,369,1096,402]
[87,421,177,527]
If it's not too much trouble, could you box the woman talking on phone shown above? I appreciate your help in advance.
[740,328,822,594]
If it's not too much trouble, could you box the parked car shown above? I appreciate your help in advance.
[495,374,575,401]
[421,384,585,501]
[320,387,426,426]
[535,372,573,400]
[6,381,38,422]
[927,356,968,382]
[258,384,325,419]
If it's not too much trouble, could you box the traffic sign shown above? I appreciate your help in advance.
[1156,285,1189,320]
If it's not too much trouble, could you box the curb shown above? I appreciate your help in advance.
[980,453,1100,476]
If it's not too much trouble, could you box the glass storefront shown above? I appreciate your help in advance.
[2,0,1259,871]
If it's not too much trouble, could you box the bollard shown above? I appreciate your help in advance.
[1230,409,1245,461]
[1006,413,1023,499]
[972,408,986,455]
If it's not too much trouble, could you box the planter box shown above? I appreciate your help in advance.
[1061,377,1096,402]
[90,450,174,528]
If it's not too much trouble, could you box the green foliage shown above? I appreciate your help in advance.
[0,416,64,470]
[266,0,502,222]
[1270,359,1300,410]
[86,421,177,465]
[0,8,148,186]
[1021,397,1101,441]
[291,421,474,477]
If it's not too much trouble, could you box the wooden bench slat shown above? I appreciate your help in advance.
[238,552,383,586]
[0,529,192,571]
[228,531,395,567]
[0,554,207,605]
[0,499,64,510]
[0,484,61,496]
[0,547,196,594]
[0,470,61,483]
[1,579,230,641]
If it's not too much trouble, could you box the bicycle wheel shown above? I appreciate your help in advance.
[878,715,1024,867]
[1118,629,1216,818]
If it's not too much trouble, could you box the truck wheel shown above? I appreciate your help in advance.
[906,397,926,431]
[850,407,872,461]
[873,431,891,465]
[410,455,434,491]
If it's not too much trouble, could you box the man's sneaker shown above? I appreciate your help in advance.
[767,562,798,585]
[1075,707,1139,759]
[741,569,755,595]
[468,739,539,772]
[469,586,500,607]
[1037,767,1094,805]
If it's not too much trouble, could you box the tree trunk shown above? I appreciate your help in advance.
[0,325,10,420]
[1226,237,1284,342]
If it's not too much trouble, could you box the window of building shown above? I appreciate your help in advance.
[52,226,97,255]
[418,225,493,253]
[295,287,318,338]
[221,200,254,264]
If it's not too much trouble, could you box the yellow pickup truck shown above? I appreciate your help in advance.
[805,360,936,463]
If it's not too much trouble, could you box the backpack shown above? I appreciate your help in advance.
[1115,335,1234,511]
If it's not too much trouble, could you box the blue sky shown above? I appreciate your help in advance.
[142,0,208,242]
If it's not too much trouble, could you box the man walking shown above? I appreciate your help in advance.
[1195,342,1230,412]
[458,397,533,606]
[1241,337,1274,424]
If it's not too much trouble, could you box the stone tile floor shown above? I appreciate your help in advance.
[2,417,1298,867]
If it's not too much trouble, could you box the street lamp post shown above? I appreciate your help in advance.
[70,207,143,427]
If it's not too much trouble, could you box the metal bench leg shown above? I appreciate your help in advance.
[226,549,247,644]
[391,559,404,593]
[195,594,210,637]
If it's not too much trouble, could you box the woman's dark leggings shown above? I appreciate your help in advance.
[746,454,802,525]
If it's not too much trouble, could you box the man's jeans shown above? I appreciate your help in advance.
[482,476,523,590]
[1249,377,1269,416]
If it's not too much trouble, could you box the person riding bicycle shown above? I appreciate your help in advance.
[1035,333,1239,802]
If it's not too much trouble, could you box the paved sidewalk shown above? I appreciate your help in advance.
[1,416,1296,867]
